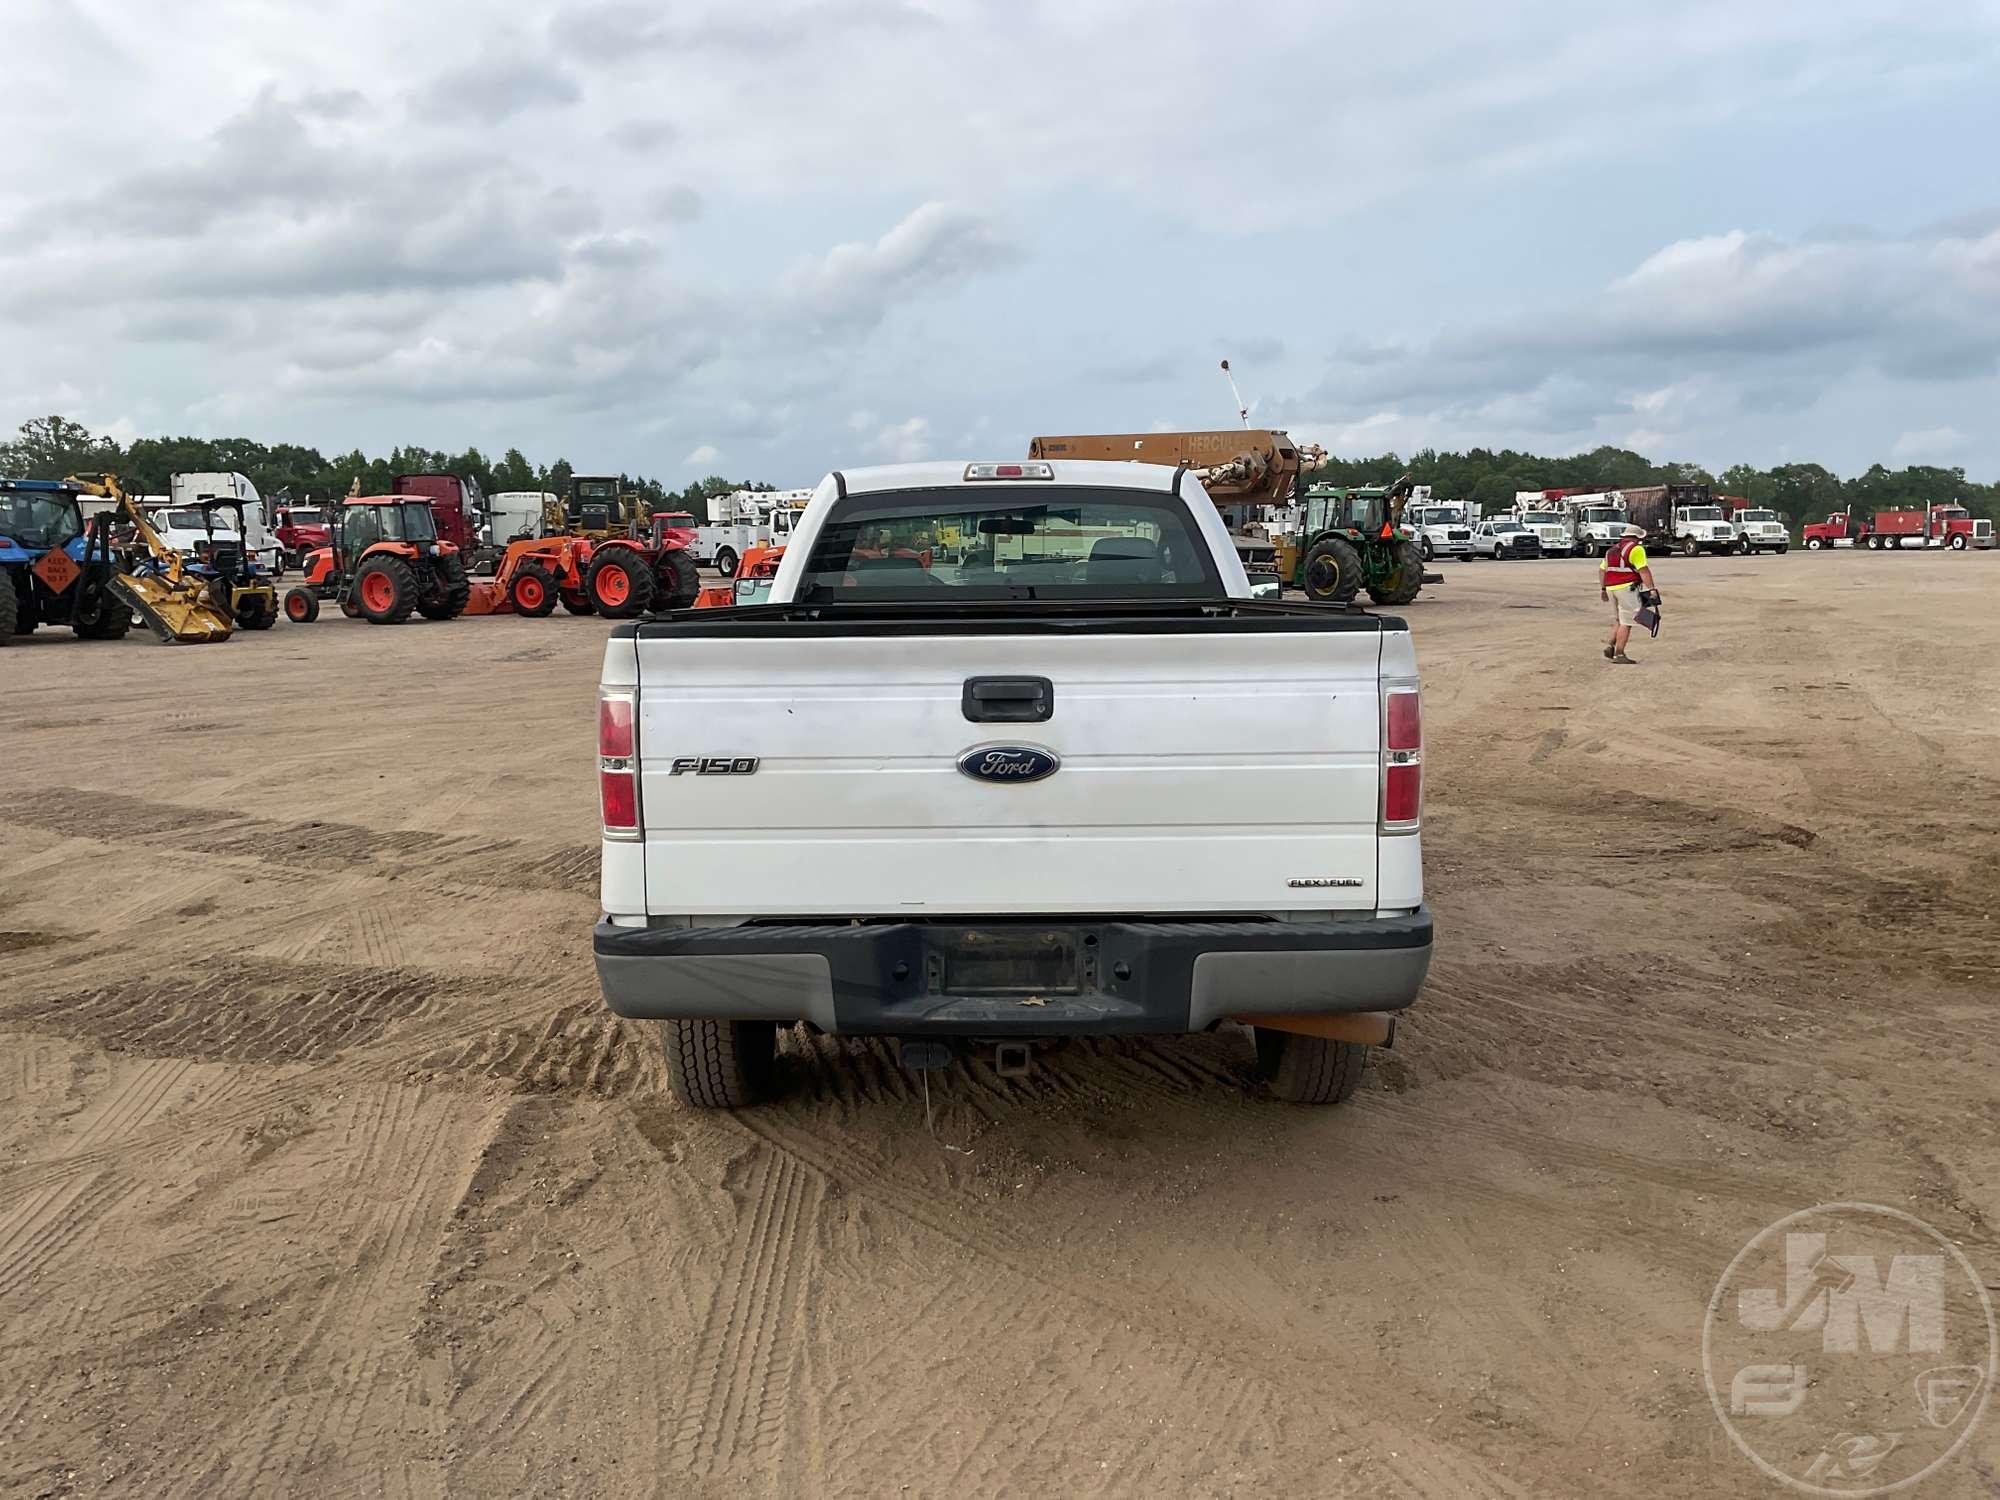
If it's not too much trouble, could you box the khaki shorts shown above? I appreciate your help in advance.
[1608,585,1641,626]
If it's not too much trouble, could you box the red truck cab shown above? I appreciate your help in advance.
[273,504,332,566]
[391,473,485,557]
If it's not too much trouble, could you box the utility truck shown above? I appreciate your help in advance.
[593,458,1433,1109]
[1511,489,1630,556]
[1510,506,1573,557]
[689,489,814,576]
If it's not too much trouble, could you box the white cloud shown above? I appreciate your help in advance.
[863,417,931,463]
[778,202,1022,332]
[1891,426,1967,461]
[684,443,721,466]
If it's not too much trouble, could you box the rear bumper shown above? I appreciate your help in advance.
[594,909,1433,1037]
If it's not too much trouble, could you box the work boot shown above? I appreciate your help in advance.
[1603,645,1616,660]
[1611,652,1639,665]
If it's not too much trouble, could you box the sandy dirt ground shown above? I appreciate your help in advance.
[2,551,1997,1498]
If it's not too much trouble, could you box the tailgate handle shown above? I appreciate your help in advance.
[963,676,1053,723]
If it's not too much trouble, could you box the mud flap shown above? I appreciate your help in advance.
[111,573,234,644]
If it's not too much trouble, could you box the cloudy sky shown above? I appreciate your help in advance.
[5,0,1998,483]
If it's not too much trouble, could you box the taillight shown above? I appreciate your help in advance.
[1380,680,1422,834]
[599,688,639,839]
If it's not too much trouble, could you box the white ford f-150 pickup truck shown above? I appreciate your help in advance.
[594,459,1432,1107]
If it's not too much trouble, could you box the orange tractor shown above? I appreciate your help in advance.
[282,494,471,624]
[696,542,784,607]
[574,510,701,618]
[464,535,599,617]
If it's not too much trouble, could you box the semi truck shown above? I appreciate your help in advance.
[1803,504,1995,551]
[392,472,487,557]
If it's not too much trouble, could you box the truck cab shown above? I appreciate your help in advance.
[1408,502,1476,561]
[1925,505,1995,551]
[1563,501,1628,557]
[1514,509,1573,556]
[1729,508,1789,554]
[1671,504,1737,556]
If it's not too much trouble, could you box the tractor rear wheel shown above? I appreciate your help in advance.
[661,1019,779,1108]
[510,561,559,617]
[355,556,417,624]
[1300,537,1363,605]
[418,553,471,620]
[0,570,18,644]
[1367,538,1425,606]
[652,550,700,610]
[284,588,320,623]
[586,551,653,618]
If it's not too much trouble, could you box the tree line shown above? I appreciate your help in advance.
[3,414,1991,527]
[0,415,774,516]
[1308,443,1999,524]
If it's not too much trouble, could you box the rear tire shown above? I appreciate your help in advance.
[653,550,700,610]
[0,570,18,644]
[560,591,596,615]
[236,593,277,630]
[418,553,470,620]
[660,1019,778,1108]
[509,561,559,617]
[586,550,653,617]
[284,587,320,623]
[355,556,417,624]
[1252,1027,1368,1105]
[1366,538,1425,606]
[1300,537,1364,604]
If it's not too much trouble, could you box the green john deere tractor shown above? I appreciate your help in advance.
[1288,476,1425,606]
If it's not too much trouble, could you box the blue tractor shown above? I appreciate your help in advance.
[0,478,134,645]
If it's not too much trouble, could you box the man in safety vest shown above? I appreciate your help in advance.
[1600,524,1659,664]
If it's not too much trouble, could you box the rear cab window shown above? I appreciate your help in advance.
[798,487,1223,602]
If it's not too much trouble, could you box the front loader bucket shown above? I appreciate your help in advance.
[111,573,235,644]
[461,580,510,616]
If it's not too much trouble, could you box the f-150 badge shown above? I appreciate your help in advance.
[958,746,1059,784]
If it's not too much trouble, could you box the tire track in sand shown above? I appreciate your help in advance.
[206,1085,491,1497]
[667,1145,822,1477]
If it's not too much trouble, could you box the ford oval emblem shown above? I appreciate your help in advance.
[958,745,1059,784]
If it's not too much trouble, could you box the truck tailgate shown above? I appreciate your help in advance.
[627,615,1389,916]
